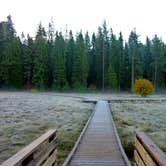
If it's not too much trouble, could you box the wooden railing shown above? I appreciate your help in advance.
[134,130,166,166]
[1,129,57,166]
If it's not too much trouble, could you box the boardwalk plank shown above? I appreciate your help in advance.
[63,101,130,166]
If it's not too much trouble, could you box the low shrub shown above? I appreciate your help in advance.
[133,79,154,96]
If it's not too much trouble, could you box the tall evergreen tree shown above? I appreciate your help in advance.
[66,30,74,86]
[143,37,153,80]
[85,32,92,86]
[32,23,47,89]
[102,21,110,91]
[152,35,164,91]
[118,32,124,91]
[105,63,118,90]
[123,43,131,90]
[94,27,104,88]
[128,30,142,91]
[109,29,118,89]
[89,33,97,86]
[22,34,35,88]
[53,32,67,89]
[72,32,88,88]
[46,20,55,88]
[0,15,23,88]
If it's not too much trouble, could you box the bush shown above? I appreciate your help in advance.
[133,79,154,96]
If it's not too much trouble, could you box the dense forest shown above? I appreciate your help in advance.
[0,15,166,92]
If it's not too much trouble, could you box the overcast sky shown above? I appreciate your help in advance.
[1,0,166,42]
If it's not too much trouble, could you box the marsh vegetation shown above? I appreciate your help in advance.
[0,92,92,165]
[111,101,166,159]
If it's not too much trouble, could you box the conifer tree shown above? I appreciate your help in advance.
[0,15,22,88]
[85,31,93,86]
[152,35,164,91]
[47,20,55,88]
[143,37,153,80]
[89,33,97,86]
[66,30,74,86]
[53,32,67,89]
[128,30,142,91]
[94,27,104,88]
[22,34,34,88]
[32,23,47,89]
[118,32,124,91]
[123,43,131,90]
[105,63,118,90]
[72,32,88,88]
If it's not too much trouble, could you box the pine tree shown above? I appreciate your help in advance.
[22,34,35,88]
[102,21,110,91]
[128,30,142,91]
[118,32,124,91]
[72,32,88,88]
[9,37,23,87]
[46,20,55,88]
[108,29,120,90]
[0,15,23,88]
[66,30,74,87]
[89,33,97,86]
[143,37,153,80]
[53,32,67,89]
[32,23,47,89]
[85,31,92,86]
[94,27,103,88]
[152,35,164,91]
[121,43,131,90]
[105,63,118,90]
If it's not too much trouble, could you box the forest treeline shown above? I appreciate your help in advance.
[0,15,166,91]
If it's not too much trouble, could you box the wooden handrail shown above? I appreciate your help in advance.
[135,130,166,166]
[2,129,57,166]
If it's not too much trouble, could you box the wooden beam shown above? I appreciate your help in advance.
[135,130,166,166]
[2,129,57,166]
[134,150,145,166]
[135,137,156,166]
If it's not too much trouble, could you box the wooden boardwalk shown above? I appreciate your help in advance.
[63,101,130,166]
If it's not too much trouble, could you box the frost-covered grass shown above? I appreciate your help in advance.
[0,92,93,165]
[111,101,166,158]
[1,92,166,164]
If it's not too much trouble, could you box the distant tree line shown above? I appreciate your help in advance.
[0,15,166,92]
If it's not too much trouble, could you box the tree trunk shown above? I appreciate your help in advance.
[131,53,134,91]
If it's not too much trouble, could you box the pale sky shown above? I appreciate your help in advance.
[1,0,166,42]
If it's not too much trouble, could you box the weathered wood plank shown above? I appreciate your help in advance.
[43,149,57,166]
[135,137,156,166]
[36,138,57,166]
[62,109,95,166]
[134,150,145,166]
[2,129,56,166]
[63,101,130,166]
[135,130,166,166]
